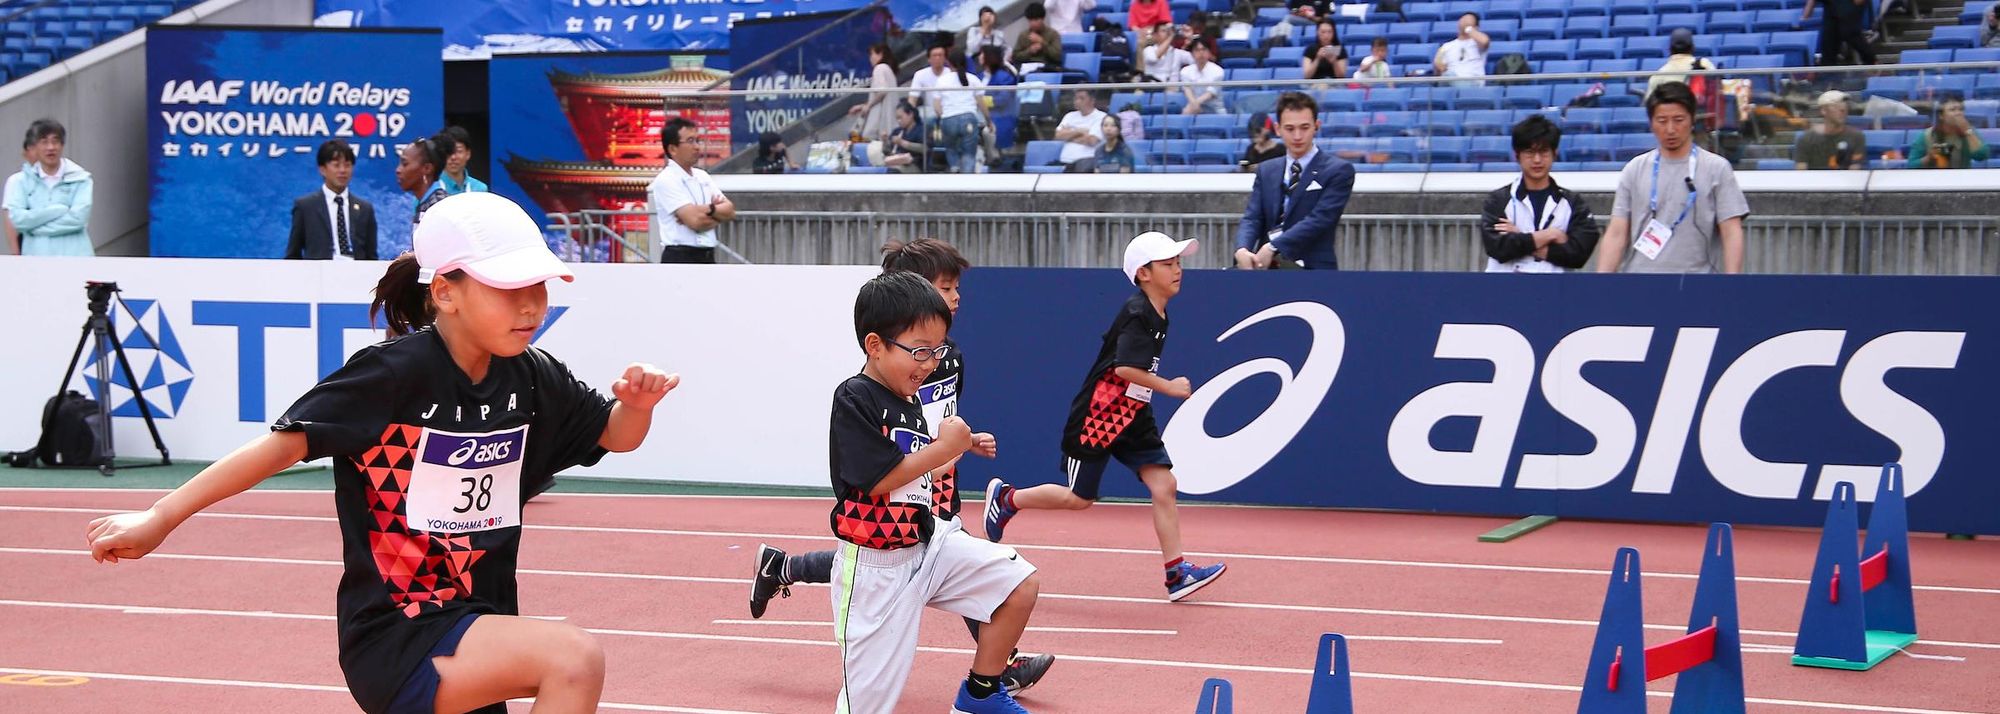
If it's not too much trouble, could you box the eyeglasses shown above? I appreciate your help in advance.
[884,337,952,363]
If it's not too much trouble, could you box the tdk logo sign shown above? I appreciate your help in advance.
[1165,302,1964,503]
[85,298,196,418]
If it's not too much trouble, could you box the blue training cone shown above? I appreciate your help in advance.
[1305,633,1354,714]
[1578,548,1647,713]
[1672,524,1745,714]
[1794,465,1919,670]
[1194,678,1232,714]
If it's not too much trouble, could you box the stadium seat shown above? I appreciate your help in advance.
[1541,58,1589,74]
[1738,0,1784,10]
[1879,113,1932,131]
[1962,0,1996,23]
[1160,139,1195,164]
[1589,58,1640,73]
[1220,56,1260,70]
[1363,88,1412,112]
[1525,0,1569,18]
[1190,113,1236,139]
[1400,2,1447,22]
[1452,86,1504,110]
[1344,23,1387,43]
[1755,9,1815,33]
[1265,45,1306,67]
[1900,49,1955,65]
[1518,18,1561,40]
[1609,107,1650,133]
[1427,136,1472,162]
[1319,89,1365,112]
[1863,77,1917,103]
[1061,33,1094,54]
[1624,36,1673,59]
[1391,43,1434,66]
[1487,0,1528,21]
[1529,39,1576,61]
[1563,134,1616,162]
[1191,139,1242,165]
[1425,21,1464,43]
[1502,84,1552,109]
[1270,66,1304,81]
[1023,141,1064,169]
[1917,75,1977,102]
[1157,114,1195,139]
[1698,0,1742,13]
[1425,110,1467,135]
[1234,91,1279,116]
[1366,111,1420,137]
[1067,52,1102,82]
[1978,74,2000,99]
[1254,6,1291,26]
[1488,40,1530,59]
[1227,67,1273,82]
[1385,22,1427,44]
[1956,48,2000,64]
[1862,130,1905,156]
[1614,133,1654,161]
[1479,161,1519,172]
[1569,0,1613,16]
[1561,107,1613,133]
[1580,160,1628,171]
[1570,37,1617,59]
[1470,136,1514,162]
[1763,31,1813,63]
[1702,11,1751,34]
[1562,17,1606,39]
[1463,110,1515,135]
[1380,136,1422,162]
[1608,15,1655,38]
[1322,111,1369,137]
[1659,13,1705,34]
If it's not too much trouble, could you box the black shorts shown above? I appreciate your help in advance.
[385,614,507,714]
[1059,445,1173,501]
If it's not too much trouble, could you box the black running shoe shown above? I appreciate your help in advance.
[999,652,1055,695]
[750,543,789,619]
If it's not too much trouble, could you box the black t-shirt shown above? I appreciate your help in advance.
[1524,185,1555,228]
[1303,41,1347,79]
[272,329,612,714]
[828,374,937,550]
[915,338,965,520]
[1242,141,1285,169]
[1062,292,1169,459]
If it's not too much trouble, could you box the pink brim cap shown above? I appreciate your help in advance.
[454,246,575,290]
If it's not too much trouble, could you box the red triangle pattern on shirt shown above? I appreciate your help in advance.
[358,423,489,619]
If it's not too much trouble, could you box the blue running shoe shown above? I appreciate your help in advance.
[952,680,1032,714]
[982,478,1017,543]
[1166,561,1227,602]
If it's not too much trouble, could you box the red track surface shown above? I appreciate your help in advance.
[1,487,1995,713]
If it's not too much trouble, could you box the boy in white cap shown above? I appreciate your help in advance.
[981,232,1227,601]
[88,192,679,714]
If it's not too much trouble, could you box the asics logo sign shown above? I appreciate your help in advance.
[1166,303,1965,502]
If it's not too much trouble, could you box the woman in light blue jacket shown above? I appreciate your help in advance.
[5,119,93,256]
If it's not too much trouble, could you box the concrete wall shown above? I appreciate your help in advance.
[0,0,314,256]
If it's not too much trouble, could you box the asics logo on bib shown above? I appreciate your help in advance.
[1164,302,1964,502]
[423,431,523,468]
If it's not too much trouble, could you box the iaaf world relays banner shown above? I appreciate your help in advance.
[146,26,442,258]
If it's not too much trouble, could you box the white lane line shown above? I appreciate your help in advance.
[0,603,1973,713]
[7,545,1998,654]
[0,667,772,713]
[11,503,1996,597]
[709,619,1180,636]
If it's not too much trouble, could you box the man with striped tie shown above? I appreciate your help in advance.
[1233,91,1353,270]
[285,139,379,260]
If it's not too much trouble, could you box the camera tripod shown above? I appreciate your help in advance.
[45,282,172,476]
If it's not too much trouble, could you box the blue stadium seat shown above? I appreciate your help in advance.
[1564,134,1616,161]
[1608,15,1655,38]
[1319,89,1365,112]
[1561,107,1613,133]
[1254,6,1291,25]
[1160,139,1196,164]
[1190,113,1237,138]
[1717,32,1769,57]
[1962,0,1996,23]
[1363,88,1412,112]
[1265,45,1306,66]
[1234,91,1279,116]
[1657,0,1699,11]
[1598,83,1643,108]
[1322,112,1369,137]
[1569,38,1618,60]
[1469,136,1514,162]
[1488,40,1530,58]
[1978,74,2000,99]
[1878,113,1931,131]
[1961,100,1999,128]
[1426,21,1464,43]
[1270,66,1304,81]
[1614,133,1654,161]
[1484,18,1523,40]
[1453,86,1504,110]
[1431,162,1480,172]
[1345,23,1387,43]
[1191,139,1242,164]
[1767,31,1818,64]
[1401,2,1447,22]
[1380,136,1422,162]
[1487,0,1528,21]
[1220,56,1261,69]
[1917,75,1977,102]
[1862,130,1905,156]
[1957,48,2000,64]
[1366,111,1420,136]
[1624,36,1673,59]
[38,20,68,36]
[1024,140,1064,169]
[1580,161,1628,171]
[1562,17,1606,39]
[1518,17,1561,40]
[1698,0,1742,13]
[1525,0,1569,18]
[1589,58,1639,73]
[1427,136,1472,162]
[1748,10,1798,33]
[1463,109,1515,135]
[1227,67,1273,82]
[1569,0,1613,16]
[1931,26,1981,50]
[1503,84,1551,109]
[58,36,90,56]
[1704,11,1753,34]
[1385,22,1427,44]
[1529,39,1576,61]
[1659,13,1705,34]
[1738,0,1783,9]
[1426,109,1467,135]
[1548,82,1595,107]
[1391,43,1433,66]
[1156,115,1195,139]
[1478,161,1518,172]
[1067,52,1102,81]
[1609,107,1650,133]
[1061,33,1095,54]
[1538,58,1585,74]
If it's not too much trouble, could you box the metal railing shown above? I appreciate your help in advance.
[548,208,2000,275]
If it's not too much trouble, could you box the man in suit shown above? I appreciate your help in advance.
[1234,91,1354,270]
[285,139,378,260]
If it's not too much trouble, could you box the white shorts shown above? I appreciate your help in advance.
[830,517,1036,714]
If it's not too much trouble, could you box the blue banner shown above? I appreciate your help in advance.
[728,9,891,151]
[315,0,946,56]
[145,27,441,259]
[956,270,2000,534]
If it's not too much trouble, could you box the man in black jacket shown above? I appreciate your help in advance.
[1479,115,1599,272]
[285,139,378,260]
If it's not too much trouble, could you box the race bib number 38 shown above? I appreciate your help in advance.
[406,426,527,534]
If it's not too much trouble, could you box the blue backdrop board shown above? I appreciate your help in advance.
[314,0,950,56]
[954,270,2000,535]
[728,8,892,152]
[145,26,442,259]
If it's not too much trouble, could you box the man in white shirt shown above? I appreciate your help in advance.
[648,116,736,263]
[1434,12,1490,87]
[1179,41,1227,114]
[910,44,990,173]
[286,139,379,260]
[1141,22,1190,82]
[1044,0,1097,35]
[1054,89,1107,170]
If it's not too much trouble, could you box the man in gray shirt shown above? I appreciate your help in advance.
[1597,81,1749,274]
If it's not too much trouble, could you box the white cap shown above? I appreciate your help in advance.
[1123,231,1198,284]
[1817,90,1849,107]
[413,192,575,289]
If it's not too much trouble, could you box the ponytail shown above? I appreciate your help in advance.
[370,252,455,337]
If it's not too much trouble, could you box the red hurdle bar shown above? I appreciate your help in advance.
[1829,547,1892,604]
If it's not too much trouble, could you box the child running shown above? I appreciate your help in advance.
[749,239,1054,695]
[823,271,1041,714]
[84,192,677,714]
[981,231,1228,602]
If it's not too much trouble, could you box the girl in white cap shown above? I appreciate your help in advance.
[85,192,678,714]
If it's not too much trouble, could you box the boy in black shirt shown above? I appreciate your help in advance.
[825,272,1041,714]
[982,232,1228,602]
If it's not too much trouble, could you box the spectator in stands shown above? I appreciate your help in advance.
[1129,0,1170,32]
[1055,88,1109,171]
[1302,19,1348,80]
[1178,13,1216,54]
[438,126,487,194]
[1285,0,1331,26]
[394,135,449,225]
[1094,114,1140,173]
[286,139,378,260]
[976,46,1019,170]
[1141,23,1191,82]
[1794,90,1866,170]
[1908,95,1990,169]
[1983,3,2000,48]
[1480,115,1600,272]
[849,44,903,143]
[754,132,795,174]
[649,116,736,263]
[868,101,928,173]
[1179,41,1227,114]
[1354,37,1393,79]
[968,6,1008,63]
[1800,0,1876,66]
[1648,29,1717,101]
[1434,13,1490,88]
[1045,0,1095,35]
[1235,91,1355,270]
[1597,82,1749,274]
[913,45,989,173]
[5,119,92,256]
[1014,3,1066,70]
[1240,112,1285,170]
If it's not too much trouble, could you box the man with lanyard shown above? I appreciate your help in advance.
[1478,116,1599,272]
[1232,91,1353,270]
[1598,81,1749,274]
[648,116,736,264]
